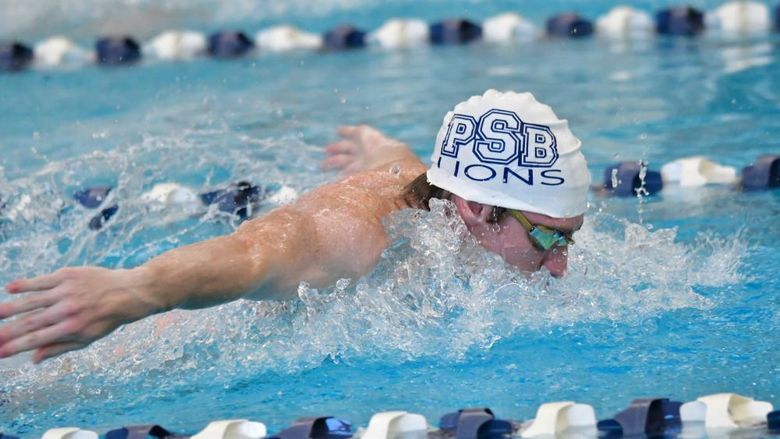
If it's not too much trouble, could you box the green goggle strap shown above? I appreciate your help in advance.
[507,209,573,250]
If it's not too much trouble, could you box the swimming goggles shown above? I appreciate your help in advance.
[506,209,575,251]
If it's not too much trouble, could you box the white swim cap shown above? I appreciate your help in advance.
[426,90,591,218]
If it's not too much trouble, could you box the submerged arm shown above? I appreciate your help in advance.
[0,206,319,363]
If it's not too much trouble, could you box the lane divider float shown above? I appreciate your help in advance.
[4,2,780,71]
[7,394,780,438]
[520,401,596,437]
[361,411,427,439]
[191,420,267,439]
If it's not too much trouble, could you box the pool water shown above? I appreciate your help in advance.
[1,0,779,436]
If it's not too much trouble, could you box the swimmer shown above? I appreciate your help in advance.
[0,90,590,363]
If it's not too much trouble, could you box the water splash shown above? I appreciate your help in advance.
[1,192,745,418]
[0,126,747,427]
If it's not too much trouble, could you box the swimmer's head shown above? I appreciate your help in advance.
[427,89,590,218]
[407,90,591,276]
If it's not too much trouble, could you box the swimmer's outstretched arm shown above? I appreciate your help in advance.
[0,205,345,363]
[320,125,420,176]
[0,124,422,364]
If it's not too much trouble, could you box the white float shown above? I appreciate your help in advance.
[368,19,430,48]
[140,183,200,205]
[144,30,207,59]
[706,1,772,36]
[680,393,774,429]
[255,25,323,52]
[596,6,654,39]
[482,13,538,43]
[521,401,597,437]
[267,185,299,205]
[660,157,738,187]
[34,37,92,67]
[41,428,99,439]
[361,411,428,439]
[192,419,267,439]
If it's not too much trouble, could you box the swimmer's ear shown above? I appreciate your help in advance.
[452,195,493,226]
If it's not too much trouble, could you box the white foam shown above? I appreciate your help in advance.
[0,122,747,420]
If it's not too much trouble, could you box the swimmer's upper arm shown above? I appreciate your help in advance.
[231,206,320,300]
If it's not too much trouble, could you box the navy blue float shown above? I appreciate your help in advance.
[429,19,483,45]
[0,434,20,439]
[207,31,255,58]
[546,13,594,38]
[742,155,780,191]
[656,6,705,36]
[323,25,366,50]
[769,410,780,432]
[73,186,112,208]
[602,162,663,197]
[96,37,141,65]
[89,204,119,231]
[438,408,512,439]
[106,424,178,439]
[73,186,118,230]
[273,416,353,439]
[776,4,780,32]
[0,42,33,71]
[199,181,263,220]
[598,398,683,437]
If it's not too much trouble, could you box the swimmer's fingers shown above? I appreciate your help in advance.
[6,270,65,294]
[0,320,74,360]
[34,342,83,364]
[320,153,356,171]
[324,140,358,155]
[0,289,61,320]
[337,124,383,143]
[336,125,363,139]
[0,301,67,347]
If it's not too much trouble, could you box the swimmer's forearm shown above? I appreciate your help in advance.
[131,235,275,312]
[130,209,310,312]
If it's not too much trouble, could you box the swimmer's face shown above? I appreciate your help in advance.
[452,196,584,277]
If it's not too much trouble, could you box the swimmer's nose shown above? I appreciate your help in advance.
[541,247,568,278]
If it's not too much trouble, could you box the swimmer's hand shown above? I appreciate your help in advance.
[321,125,419,176]
[0,267,163,363]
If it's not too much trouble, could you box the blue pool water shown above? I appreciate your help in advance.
[1,0,779,436]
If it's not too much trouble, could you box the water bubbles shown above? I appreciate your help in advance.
[610,168,619,189]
